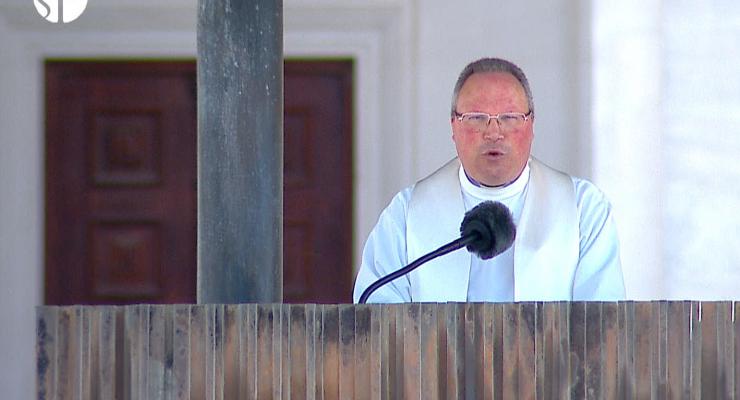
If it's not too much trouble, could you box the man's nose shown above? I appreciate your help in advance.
[482,120,503,140]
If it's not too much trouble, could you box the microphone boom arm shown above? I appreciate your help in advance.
[358,233,480,304]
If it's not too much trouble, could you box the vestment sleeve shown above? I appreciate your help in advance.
[572,179,626,300]
[352,188,413,303]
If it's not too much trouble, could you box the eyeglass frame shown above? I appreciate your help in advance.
[453,110,533,132]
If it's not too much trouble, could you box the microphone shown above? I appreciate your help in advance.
[358,201,516,303]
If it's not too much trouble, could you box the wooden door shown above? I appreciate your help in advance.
[45,61,197,304]
[283,61,353,303]
[45,60,354,305]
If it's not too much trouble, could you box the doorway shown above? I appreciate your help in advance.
[44,60,354,304]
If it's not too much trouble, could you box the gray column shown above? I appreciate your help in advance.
[197,0,283,303]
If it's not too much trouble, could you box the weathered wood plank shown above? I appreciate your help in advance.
[368,305,382,400]
[666,301,689,399]
[445,303,464,400]
[96,307,117,400]
[463,303,480,399]
[634,301,654,399]
[533,302,545,400]
[570,301,586,399]
[289,305,308,399]
[402,302,421,399]
[691,302,702,400]
[223,305,239,400]
[419,303,440,400]
[321,305,340,400]
[353,305,372,400]
[36,306,57,400]
[172,305,191,400]
[502,302,519,399]
[145,306,165,400]
[584,302,602,400]
[339,304,356,400]
[717,302,734,399]
[189,305,206,400]
[480,303,498,400]
[304,304,317,400]
[702,302,718,399]
[518,302,536,400]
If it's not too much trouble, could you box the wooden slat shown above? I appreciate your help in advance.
[691,302,702,400]
[541,302,556,399]
[601,302,619,399]
[702,302,718,399]
[666,301,690,399]
[339,304,356,399]
[419,303,440,399]
[36,306,57,400]
[533,302,545,400]
[463,303,480,399]
[502,302,519,399]
[279,304,289,399]
[656,301,668,398]
[518,302,536,400]
[353,305,372,400]
[445,303,464,399]
[402,302,421,399]
[172,304,191,400]
[584,302,602,400]
[96,307,117,400]
[555,302,570,400]
[634,301,654,399]
[289,305,308,399]
[223,304,239,400]
[189,305,206,400]
[570,301,586,399]
[148,305,166,400]
[321,304,340,400]
[368,305,383,400]
[304,304,317,400]
[717,302,734,398]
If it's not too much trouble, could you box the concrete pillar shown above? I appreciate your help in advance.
[197,0,283,303]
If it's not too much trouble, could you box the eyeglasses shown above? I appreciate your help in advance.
[454,110,532,133]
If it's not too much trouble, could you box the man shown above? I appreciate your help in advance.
[353,57,625,303]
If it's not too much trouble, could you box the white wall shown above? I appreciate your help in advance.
[594,0,740,300]
[0,0,616,397]
[0,13,44,400]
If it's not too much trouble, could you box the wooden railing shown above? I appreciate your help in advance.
[36,302,739,399]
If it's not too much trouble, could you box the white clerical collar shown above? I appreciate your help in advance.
[459,160,530,201]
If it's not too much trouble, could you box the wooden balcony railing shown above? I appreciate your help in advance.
[36,302,739,399]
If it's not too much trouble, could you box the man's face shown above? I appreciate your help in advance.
[451,72,534,186]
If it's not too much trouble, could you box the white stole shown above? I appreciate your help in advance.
[406,158,579,302]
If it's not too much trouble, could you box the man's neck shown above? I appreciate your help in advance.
[464,168,526,189]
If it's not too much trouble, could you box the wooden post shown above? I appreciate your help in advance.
[196,0,283,303]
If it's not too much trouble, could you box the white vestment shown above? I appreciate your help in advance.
[353,158,625,303]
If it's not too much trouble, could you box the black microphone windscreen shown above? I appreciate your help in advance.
[459,201,516,259]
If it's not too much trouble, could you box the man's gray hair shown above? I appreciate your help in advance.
[450,57,534,118]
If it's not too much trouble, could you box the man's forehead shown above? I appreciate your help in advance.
[462,71,522,89]
[458,72,527,103]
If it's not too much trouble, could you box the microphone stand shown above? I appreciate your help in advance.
[358,233,480,304]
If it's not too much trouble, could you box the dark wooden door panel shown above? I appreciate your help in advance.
[283,61,353,303]
[45,61,197,304]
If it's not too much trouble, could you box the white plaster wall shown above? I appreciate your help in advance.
[0,15,44,400]
[0,1,595,397]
